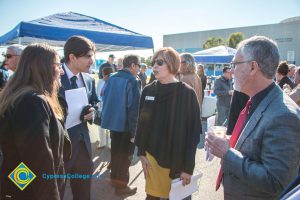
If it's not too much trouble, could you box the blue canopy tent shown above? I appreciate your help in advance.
[193,45,236,76]
[0,12,154,52]
[193,45,236,63]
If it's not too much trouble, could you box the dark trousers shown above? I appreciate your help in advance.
[110,131,134,188]
[64,142,93,200]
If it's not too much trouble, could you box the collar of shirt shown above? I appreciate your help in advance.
[63,63,84,88]
[249,82,276,115]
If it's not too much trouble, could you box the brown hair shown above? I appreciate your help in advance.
[64,35,96,63]
[0,43,63,119]
[102,67,114,76]
[152,47,180,75]
[180,53,196,74]
[123,54,140,68]
[197,64,205,77]
[277,61,289,76]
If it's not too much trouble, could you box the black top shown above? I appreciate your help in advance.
[200,75,207,102]
[278,76,296,89]
[226,90,249,135]
[247,82,276,120]
[135,81,202,178]
[98,62,117,79]
[138,72,147,88]
[0,92,71,200]
[148,73,156,84]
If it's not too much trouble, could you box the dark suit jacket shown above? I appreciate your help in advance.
[222,85,300,200]
[59,65,98,158]
[226,91,249,135]
[278,76,296,89]
[0,92,71,200]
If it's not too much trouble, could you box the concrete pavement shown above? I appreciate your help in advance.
[64,122,224,200]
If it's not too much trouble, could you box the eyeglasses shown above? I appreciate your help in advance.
[152,59,164,66]
[230,60,253,69]
[3,54,19,59]
[135,63,141,68]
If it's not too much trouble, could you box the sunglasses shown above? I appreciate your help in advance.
[152,59,164,66]
[3,54,19,59]
[135,63,141,68]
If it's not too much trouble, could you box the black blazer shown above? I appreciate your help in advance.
[0,92,71,200]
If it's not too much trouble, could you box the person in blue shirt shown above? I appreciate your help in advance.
[101,54,141,196]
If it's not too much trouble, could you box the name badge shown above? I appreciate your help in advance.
[145,96,155,101]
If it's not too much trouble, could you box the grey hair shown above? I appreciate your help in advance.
[288,64,296,70]
[238,36,279,79]
[180,53,196,73]
[7,44,24,56]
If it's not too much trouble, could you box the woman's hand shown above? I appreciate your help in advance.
[180,172,192,186]
[140,156,152,179]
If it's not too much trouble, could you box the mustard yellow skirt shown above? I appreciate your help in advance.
[145,152,172,198]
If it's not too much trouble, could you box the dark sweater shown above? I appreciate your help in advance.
[278,76,296,89]
[135,81,202,178]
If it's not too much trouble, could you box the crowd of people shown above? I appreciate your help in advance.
[0,35,299,200]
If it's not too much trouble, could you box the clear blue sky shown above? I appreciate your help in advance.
[0,0,299,56]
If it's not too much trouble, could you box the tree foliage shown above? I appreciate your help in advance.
[203,37,226,49]
[228,32,244,48]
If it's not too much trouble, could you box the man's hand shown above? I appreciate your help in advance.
[140,156,152,179]
[205,132,230,159]
[83,107,95,121]
[180,172,192,186]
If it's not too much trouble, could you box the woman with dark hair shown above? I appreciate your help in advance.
[0,43,71,200]
[135,47,202,200]
[276,61,296,89]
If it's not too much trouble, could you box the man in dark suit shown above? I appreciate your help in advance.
[206,36,300,200]
[60,36,98,200]
[138,63,148,88]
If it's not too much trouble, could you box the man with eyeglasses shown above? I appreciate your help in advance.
[101,54,141,196]
[213,66,234,126]
[206,36,300,200]
[3,44,24,75]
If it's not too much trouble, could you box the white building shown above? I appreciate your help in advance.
[163,16,300,65]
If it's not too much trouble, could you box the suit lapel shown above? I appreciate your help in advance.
[61,65,72,90]
[80,73,88,89]
[235,86,280,149]
[80,73,91,101]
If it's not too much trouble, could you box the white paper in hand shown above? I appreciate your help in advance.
[169,173,202,200]
[65,88,89,129]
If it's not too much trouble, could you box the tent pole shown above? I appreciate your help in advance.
[18,37,22,45]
